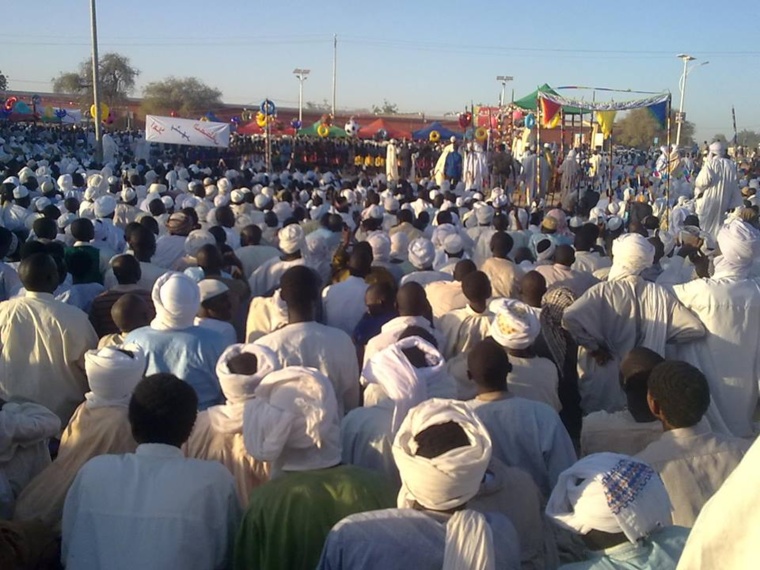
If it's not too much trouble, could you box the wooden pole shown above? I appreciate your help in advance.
[666,96,672,225]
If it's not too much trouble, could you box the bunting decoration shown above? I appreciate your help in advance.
[540,97,562,127]
[596,111,617,138]
[648,100,668,128]
[538,90,670,112]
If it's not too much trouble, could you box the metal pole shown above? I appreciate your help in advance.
[676,58,688,147]
[331,34,337,116]
[89,0,103,163]
[666,96,672,220]
[298,78,304,124]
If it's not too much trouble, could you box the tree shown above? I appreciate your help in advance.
[141,77,223,117]
[52,52,139,109]
[614,108,695,149]
[712,134,729,145]
[736,129,760,148]
[305,100,331,112]
[0,71,7,93]
[371,99,399,115]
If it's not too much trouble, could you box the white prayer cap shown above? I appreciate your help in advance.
[366,233,391,263]
[362,205,384,221]
[474,203,494,225]
[383,196,399,212]
[203,177,214,187]
[217,177,231,194]
[147,182,166,194]
[18,167,34,183]
[121,188,136,203]
[606,216,623,232]
[150,272,201,331]
[254,194,269,209]
[392,398,491,511]
[278,223,304,254]
[243,366,341,472]
[569,216,584,230]
[493,194,508,209]
[230,189,246,204]
[261,186,274,198]
[408,238,436,269]
[40,180,54,194]
[655,229,676,257]
[213,194,230,208]
[431,223,457,248]
[87,173,105,191]
[215,343,281,404]
[443,234,464,256]
[546,452,672,544]
[34,197,52,212]
[204,184,218,198]
[198,278,229,303]
[607,233,655,281]
[273,201,293,223]
[57,212,77,229]
[709,141,724,155]
[84,344,147,408]
[94,195,117,218]
[607,201,621,215]
[429,189,440,201]
[390,232,409,260]
[489,298,541,349]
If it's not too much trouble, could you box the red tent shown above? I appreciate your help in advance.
[357,118,412,140]
[236,121,263,135]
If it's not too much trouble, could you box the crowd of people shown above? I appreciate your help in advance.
[0,119,759,569]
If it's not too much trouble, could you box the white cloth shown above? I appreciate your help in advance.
[242,366,341,473]
[363,315,441,365]
[572,251,611,275]
[425,280,467,318]
[150,272,200,331]
[439,306,494,399]
[506,355,561,412]
[607,233,655,281]
[322,276,369,336]
[83,344,146,409]
[153,234,188,269]
[248,256,304,297]
[581,411,662,457]
[694,155,742,238]
[489,299,541,350]
[278,224,305,254]
[392,398,495,570]
[546,452,673,544]
[408,238,436,269]
[255,322,360,416]
[62,443,241,570]
[712,218,760,279]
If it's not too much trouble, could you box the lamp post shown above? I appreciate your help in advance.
[292,68,310,124]
[675,54,709,147]
[496,75,514,107]
[89,0,103,162]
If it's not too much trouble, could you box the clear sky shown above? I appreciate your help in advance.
[4,0,759,140]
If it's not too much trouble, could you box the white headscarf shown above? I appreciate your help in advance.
[84,344,146,409]
[607,233,655,281]
[207,344,280,433]
[390,232,409,260]
[184,229,216,257]
[366,233,391,264]
[546,452,672,544]
[535,237,557,261]
[150,272,201,331]
[278,224,304,254]
[489,299,541,349]
[409,238,436,269]
[714,219,760,278]
[392,399,494,570]
[243,366,341,473]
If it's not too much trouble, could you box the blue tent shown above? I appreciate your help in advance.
[411,121,462,141]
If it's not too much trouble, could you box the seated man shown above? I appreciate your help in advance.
[546,453,688,570]
[319,399,521,570]
[490,298,561,411]
[466,339,576,497]
[186,343,279,506]
[248,223,307,297]
[126,272,228,409]
[581,348,663,457]
[636,360,750,527]
[352,282,397,364]
[480,231,523,299]
[235,366,395,570]
[58,248,105,312]
[14,344,144,528]
[534,244,598,298]
[400,238,452,287]
[62,374,241,569]
[439,271,495,399]
[322,246,372,336]
[254,266,359,416]
[98,293,153,348]
[195,279,237,346]
[424,258,473,318]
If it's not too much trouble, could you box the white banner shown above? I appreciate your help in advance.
[145,115,230,148]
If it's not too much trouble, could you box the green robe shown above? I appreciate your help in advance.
[233,465,395,570]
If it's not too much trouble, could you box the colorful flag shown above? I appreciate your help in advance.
[596,111,617,138]
[540,97,562,128]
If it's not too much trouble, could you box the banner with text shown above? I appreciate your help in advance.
[145,115,230,148]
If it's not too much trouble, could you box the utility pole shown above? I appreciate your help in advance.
[331,34,337,116]
[496,75,514,107]
[89,0,103,163]
[676,53,709,147]
[293,69,310,124]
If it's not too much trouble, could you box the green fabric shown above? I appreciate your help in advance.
[64,245,103,285]
[513,84,586,115]
[296,122,348,138]
[233,465,395,570]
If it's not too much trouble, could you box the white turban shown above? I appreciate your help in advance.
[535,237,556,261]
[714,218,760,278]
[444,234,464,256]
[489,299,541,349]
[408,238,436,269]
[243,366,341,473]
[546,452,672,544]
[121,188,136,203]
[57,174,73,191]
[207,344,281,433]
[390,232,409,260]
[84,344,146,409]
[184,229,216,257]
[94,195,117,218]
[254,194,269,210]
[392,399,495,570]
[366,233,391,263]
[474,203,494,225]
[708,141,724,158]
[278,224,304,254]
[150,272,201,331]
[607,233,655,281]
[432,224,457,248]
[273,201,293,223]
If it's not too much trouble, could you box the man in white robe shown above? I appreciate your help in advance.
[464,142,488,191]
[563,234,706,414]
[571,224,611,275]
[636,360,750,527]
[480,231,523,299]
[322,247,371,336]
[248,224,307,297]
[534,245,599,298]
[255,266,359,416]
[62,374,241,569]
[432,138,457,187]
[671,218,760,437]
[385,140,399,184]
[466,340,576,497]
[559,149,580,211]
[694,141,742,238]
[424,259,472,318]
[0,253,98,424]
[400,238,452,287]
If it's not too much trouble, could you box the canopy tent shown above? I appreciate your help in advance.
[357,118,412,140]
[236,121,263,135]
[411,121,462,141]
[513,84,586,115]
[297,121,347,138]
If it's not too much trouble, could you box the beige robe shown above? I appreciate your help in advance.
[13,404,137,529]
[580,410,662,457]
[480,257,522,299]
[424,280,467,318]
[439,306,494,399]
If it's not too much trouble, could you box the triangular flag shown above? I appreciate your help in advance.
[540,97,562,127]
[647,100,668,128]
[596,110,617,138]
[545,112,562,130]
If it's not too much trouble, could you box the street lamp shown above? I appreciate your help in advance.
[292,68,310,124]
[89,0,103,162]
[496,75,514,107]
[675,54,709,147]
